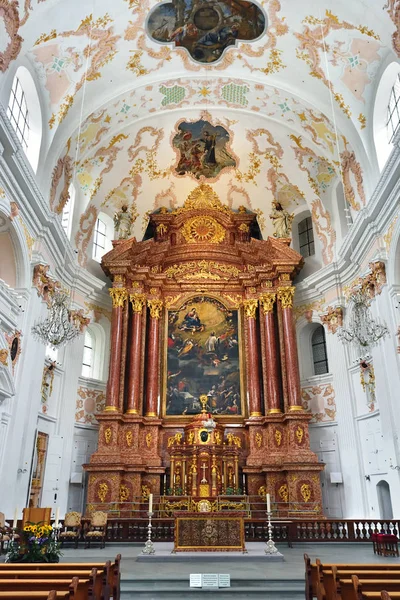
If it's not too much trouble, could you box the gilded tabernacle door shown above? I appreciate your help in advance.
[163,296,245,418]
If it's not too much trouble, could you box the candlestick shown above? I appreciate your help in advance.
[266,493,271,513]
[148,493,153,513]
[141,511,155,555]
[12,507,18,529]
[265,505,278,555]
[54,507,60,527]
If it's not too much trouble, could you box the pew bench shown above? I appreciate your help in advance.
[0,577,90,600]
[340,575,400,600]
[0,593,60,599]
[323,567,400,600]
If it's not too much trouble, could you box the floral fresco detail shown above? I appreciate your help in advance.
[340,141,366,210]
[173,118,236,179]
[311,198,336,265]
[290,135,337,197]
[49,141,73,214]
[267,169,304,207]
[301,383,336,423]
[293,298,326,323]
[75,386,106,425]
[0,0,23,72]
[160,84,187,106]
[146,0,266,64]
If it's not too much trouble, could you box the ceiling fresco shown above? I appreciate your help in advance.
[0,0,398,273]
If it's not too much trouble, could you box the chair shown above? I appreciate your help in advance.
[22,508,51,527]
[59,512,82,549]
[0,513,12,554]
[84,511,107,549]
[375,533,399,557]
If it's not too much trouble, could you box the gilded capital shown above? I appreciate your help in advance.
[243,299,258,319]
[109,287,128,308]
[130,293,146,313]
[148,299,164,319]
[259,293,276,314]
[277,286,295,309]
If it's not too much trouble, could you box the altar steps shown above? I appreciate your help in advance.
[120,576,305,599]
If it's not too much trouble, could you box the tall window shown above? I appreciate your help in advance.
[61,185,75,239]
[298,216,315,258]
[93,218,107,262]
[387,74,400,142]
[81,331,94,378]
[312,326,329,375]
[7,77,29,152]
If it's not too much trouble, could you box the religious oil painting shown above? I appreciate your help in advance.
[173,119,236,180]
[165,296,242,417]
[146,0,266,64]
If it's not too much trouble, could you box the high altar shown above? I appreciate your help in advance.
[85,184,324,517]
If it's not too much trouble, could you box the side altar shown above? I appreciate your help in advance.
[84,184,324,518]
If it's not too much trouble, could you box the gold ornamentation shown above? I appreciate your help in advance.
[243,299,258,319]
[187,431,195,445]
[126,430,133,447]
[114,275,125,284]
[199,484,210,497]
[214,430,222,445]
[258,485,267,497]
[97,482,108,503]
[259,293,276,314]
[222,294,242,309]
[300,483,312,502]
[109,287,128,308]
[275,429,282,446]
[84,302,112,321]
[130,293,146,313]
[295,425,304,444]
[277,286,295,309]
[104,427,112,445]
[255,432,262,448]
[358,114,366,130]
[165,294,183,309]
[148,299,163,319]
[0,349,9,366]
[280,274,291,281]
[141,485,151,499]
[238,223,249,232]
[278,484,289,503]
[164,260,241,280]
[146,432,152,448]
[360,360,376,402]
[181,216,226,244]
[156,223,168,235]
[119,484,129,502]
[176,184,231,215]
[226,433,241,448]
[321,306,343,334]
[168,432,183,447]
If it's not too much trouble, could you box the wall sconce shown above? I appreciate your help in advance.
[365,475,371,481]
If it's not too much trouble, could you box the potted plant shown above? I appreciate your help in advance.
[6,522,62,563]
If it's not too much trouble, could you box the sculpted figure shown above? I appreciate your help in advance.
[114,205,133,240]
[269,201,294,238]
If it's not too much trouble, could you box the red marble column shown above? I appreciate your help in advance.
[277,286,303,412]
[243,300,262,417]
[126,293,146,414]
[145,299,163,417]
[105,286,128,412]
[260,293,281,414]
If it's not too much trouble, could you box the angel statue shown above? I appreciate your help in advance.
[114,205,133,240]
[269,201,294,238]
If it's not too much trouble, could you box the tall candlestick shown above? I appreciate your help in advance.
[12,507,18,529]
[149,493,153,514]
[55,507,60,527]
[266,493,271,513]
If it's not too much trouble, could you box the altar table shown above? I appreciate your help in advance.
[174,512,246,552]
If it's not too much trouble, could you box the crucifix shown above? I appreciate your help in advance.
[201,462,208,484]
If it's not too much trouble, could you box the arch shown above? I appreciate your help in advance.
[81,323,107,381]
[61,184,76,239]
[6,66,42,173]
[297,319,330,380]
[311,325,329,375]
[292,208,323,281]
[376,480,393,520]
[0,205,30,290]
[373,61,400,172]
[92,212,114,262]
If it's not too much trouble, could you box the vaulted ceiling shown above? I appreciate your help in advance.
[1,0,398,270]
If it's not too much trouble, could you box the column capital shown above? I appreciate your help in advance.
[109,287,128,308]
[277,286,295,309]
[148,299,164,319]
[259,292,276,314]
[243,299,258,319]
[130,293,146,313]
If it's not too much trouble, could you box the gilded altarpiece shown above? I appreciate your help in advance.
[85,185,324,517]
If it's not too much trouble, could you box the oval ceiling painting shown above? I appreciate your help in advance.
[146,0,267,64]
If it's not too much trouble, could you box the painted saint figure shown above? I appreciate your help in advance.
[114,205,133,240]
[269,201,294,238]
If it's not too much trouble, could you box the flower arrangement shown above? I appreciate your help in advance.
[6,521,62,563]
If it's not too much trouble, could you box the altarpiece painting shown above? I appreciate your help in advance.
[165,296,242,416]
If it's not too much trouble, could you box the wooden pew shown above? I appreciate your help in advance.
[0,577,90,600]
[0,568,107,600]
[323,567,400,600]
[0,554,120,600]
[340,575,400,600]
[0,593,61,600]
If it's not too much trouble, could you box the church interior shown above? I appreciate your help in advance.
[0,0,400,596]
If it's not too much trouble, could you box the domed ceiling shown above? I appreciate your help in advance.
[1,0,398,271]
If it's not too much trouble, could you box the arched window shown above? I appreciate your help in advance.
[311,325,329,375]
[298,216,315,258]
[61,185,75,239]
[387,73,400,143]
[6,67,42,173]
[7,76,29,152]
[81,331,94,378]
[92,212,113,262]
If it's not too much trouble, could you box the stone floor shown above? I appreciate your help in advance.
[2,542,399,599]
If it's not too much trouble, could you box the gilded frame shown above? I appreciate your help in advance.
[174,515,245,552]
[162,294,246,421]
